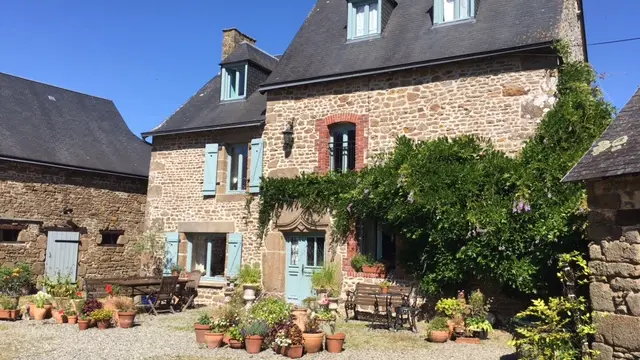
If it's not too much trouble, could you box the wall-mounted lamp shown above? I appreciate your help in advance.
[282,121,294,154]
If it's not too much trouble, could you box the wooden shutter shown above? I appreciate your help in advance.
[203,144,219,196]
[164,232,180,275]
[226,233,243,278]
[249,138,264,193]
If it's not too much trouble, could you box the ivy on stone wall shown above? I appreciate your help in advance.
[258,42,614,296]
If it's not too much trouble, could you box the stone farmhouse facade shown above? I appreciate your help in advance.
[0,73,150,284]
[564,89,640,359]
[144,0,586,305]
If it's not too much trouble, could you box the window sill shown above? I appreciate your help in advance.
[432,18,475,28]
[199,279,227,288]
[0,242,23,246]
[346,34,381,43]
[220,98,247,103]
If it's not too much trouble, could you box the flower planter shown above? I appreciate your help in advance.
[223,334,230,344]
[228,339,243,349]
[381,287,389,294]
[361,264,385,275]
[204,332,224,349]
[118,312,136,329]
[273,345,288,355]
[67,316,78,325]
[245,335,264,354]
[316,288,329,303]
[194,323,211,344]
[53,310,67,324]
[287,345,303,359]
[96,320,111,330]
[78,320,90,331]
[243,284,258,300]
[428,330,450,343]
[325,333,346,353]
[302,332,324,353]
[32,307,48,321]
[0,309,21,321]
[456,337,481,345]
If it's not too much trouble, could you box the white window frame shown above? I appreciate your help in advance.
[434,0,474,25]
[186,234,227,282]
[221,63,248,101]
[329,123,356,172]
[347,0,382,40]
[227,143,248,193]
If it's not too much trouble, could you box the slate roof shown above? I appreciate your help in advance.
[261,0,573,90]
[563,88,640,182]
[0,72,150,178]
[220,42,279,72]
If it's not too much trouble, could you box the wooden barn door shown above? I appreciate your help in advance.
[45,231,80,280]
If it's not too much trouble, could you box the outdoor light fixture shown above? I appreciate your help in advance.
[282,121,294,152]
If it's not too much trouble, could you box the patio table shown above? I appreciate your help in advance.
[373,292,404,330]
[111,277,190,298]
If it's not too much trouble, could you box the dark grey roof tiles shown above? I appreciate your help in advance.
[0,72,150,178]
[564,88,640,182]
[220,42,279,72]
[262,0,566,89]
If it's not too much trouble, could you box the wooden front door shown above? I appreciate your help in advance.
[285,234,326,305]
[45,231,80,280]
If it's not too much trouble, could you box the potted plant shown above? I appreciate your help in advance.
[78,314,91,330]
[227,325,243,349]
[378,280,392,294]
[302,316,324,354]
[274,329,292,355]
[0,296,21,321]
[466,289,492,339]
[32,291,52,320]
[0,264,32,307]
[91,309,113,330]
[466,317,493,340]
[81,298,102,326]
[113,296,136,329]
[237,264,261,300]
[315,309,335,328]
[435,297,465,334]
[170,264,184,277]
[205,319,228,349]
[323,321,345,353]
[310,263,341,303]
[241,319,269,354]
[286,323,304,359]
[427,316,451,343]
[194,313,212,344]
[66,310,78,325]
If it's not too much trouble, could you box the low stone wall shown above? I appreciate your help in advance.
[587,175,640,359]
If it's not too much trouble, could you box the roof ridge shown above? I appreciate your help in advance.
[0,72,114,103]
[243,41,280,61]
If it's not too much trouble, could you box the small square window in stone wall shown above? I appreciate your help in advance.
[100,232,122,247]
[0,229,20,242]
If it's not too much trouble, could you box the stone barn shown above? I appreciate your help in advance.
[0,72,150,284]
[564,88,640,359]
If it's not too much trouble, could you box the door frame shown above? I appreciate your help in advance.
[284,232,326,305]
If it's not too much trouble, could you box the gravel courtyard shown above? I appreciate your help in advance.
[0,310,516,360]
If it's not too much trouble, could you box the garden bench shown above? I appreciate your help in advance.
[345,283,414,329]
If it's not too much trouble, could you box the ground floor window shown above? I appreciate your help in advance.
[0,229,20,242]
[188,234,226,280]
[358,219,396,267]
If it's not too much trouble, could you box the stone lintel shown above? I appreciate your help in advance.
[177,221,235,234]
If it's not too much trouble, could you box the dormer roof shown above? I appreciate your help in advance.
[220,42,279,72]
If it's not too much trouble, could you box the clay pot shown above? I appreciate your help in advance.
[245,335,264,354]
[0,309,21,321]
[223,334,230,344]
[194,323,211,344]
[229,339,243,349]
[204,332,224,349]
[381,287,389,294]
[303,332,324,353]
[118,312,136,329]
[53,310,67,324]
[32,307,48,321]
[273,345,287,355]
[96,319,111,330]
[428,330,450,343]
[287,345,303,359]
[68,316,78,325]
[325,333,346,353]
[78,320,90,331]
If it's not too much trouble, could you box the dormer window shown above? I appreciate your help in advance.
[434,0,474,25]
[221,63,248,101]
[348,0,381,40]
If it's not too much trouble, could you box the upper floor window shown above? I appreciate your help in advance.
[348,0,381,40]
[227,143,248,192]
[329,123,356,172]
[221,64,248,101]
[434,0,474,25]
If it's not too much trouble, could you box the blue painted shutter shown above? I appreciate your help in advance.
[164,232,180,275]
[45,231,79,281]
[433,0,443,24]
[203,144,219,196]
[249,138,264,193]
[226,233,243,278]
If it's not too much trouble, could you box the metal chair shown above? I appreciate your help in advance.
[180,271,202,312]
[148,276,179,315]
[394,286,420,332]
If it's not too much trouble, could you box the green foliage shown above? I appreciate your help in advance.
[196,313,212,326]
[0,296,17,310]
[227,325,243,341]
[468,290,489,319]
[241,319,270,337]
[427,316,450,332]
[90,309,114,321]
[249,296,291,327]
[33,291,52,308]
[41,274,79,298]
[350,254,375,272]
[259,43,614,296]
[378,280,392,289]
[310,263,341,295]
[237,264,261,285]
[466,317,493,333]
[0,263,32,296]
[435,298,465,318]
[315,309,336,321]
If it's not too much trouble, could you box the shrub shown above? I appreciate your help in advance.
[112,296,135,312]
[227,325,243,341]
[249,296,291,326]
[237,265,261,285]
[241,319,270,337]
[350,254,375,272]
[435,298,464,318]
[90,309,113,321]
[304,316,321,334]
[41,274,78,298]
[214,303,244,327]
[81,298,103,317]
[467,289,489,319]
[0,263,33,296]
[427,316,450,332]
[0,296,17,310]
[310,263,341,296]
[196,313,212,326]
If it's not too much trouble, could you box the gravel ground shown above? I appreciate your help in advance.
[0,310,516,360]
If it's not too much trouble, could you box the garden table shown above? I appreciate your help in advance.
[373,292,404,330]
[111,277,189,298]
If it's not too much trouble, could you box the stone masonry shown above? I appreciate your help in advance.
[586,175,640,360]
[0,160,147,283]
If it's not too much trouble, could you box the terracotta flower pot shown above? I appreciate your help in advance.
[96,319,111,330]
[229,339,243,349]
[53,310,67,324]
[204,332,224,349]
[118,312,136,329]
[68,316,78,325]
[0,309,21,321]
[287,345,303,359]
[78,320,90,331]
[245,335,264,354]
[223,334,230,344]
[273,345,287,355]
[44,304,53,317]
[428,330,450,343]
[194,323,210,344]
[302,332,324,353]
[381,287,389,294]
[325,333,346,353]
[32,307,48,321]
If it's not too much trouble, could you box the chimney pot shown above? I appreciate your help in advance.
[222,28,257,61]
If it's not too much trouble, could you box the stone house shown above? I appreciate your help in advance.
[145,0,586,305]
[563,88,640,359]
[0,72,150,284]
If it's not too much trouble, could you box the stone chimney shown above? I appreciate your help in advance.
[222,28,257,60]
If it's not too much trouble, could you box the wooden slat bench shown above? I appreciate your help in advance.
[344,283,411,326]
[83,277,140,299]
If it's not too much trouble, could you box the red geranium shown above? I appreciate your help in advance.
[105,284,113,295]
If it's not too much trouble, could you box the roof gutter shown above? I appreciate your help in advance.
[141,120,265,139]
[0,156,149,180]
[259,42,556,93]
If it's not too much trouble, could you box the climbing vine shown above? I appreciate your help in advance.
[258,42,614,296]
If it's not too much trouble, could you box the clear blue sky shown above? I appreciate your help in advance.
[1,0,638,138]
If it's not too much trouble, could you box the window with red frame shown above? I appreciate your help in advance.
[329,123,356,172]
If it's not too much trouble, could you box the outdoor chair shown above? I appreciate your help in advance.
[394,286,420,332]
[180,271,202,311]
[148,276,179,316]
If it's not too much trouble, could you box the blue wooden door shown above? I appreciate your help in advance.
[285,234,326,305]
[45,231,80,280]
[164,232,180,275]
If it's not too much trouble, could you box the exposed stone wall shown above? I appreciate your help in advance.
[587,175,640,359]
[0,160,147,282]
[559,0,587,62]
[222,28,256,60]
